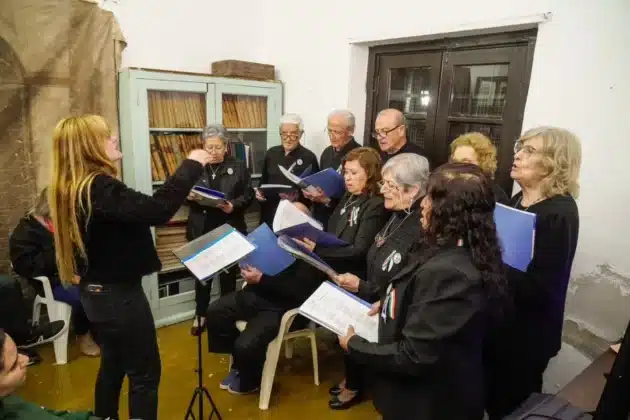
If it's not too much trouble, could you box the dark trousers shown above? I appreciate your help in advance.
[0,275,31,345]
[52,284,91,336]
[194,264,238,316]
[80,283,161,420]
[206,289,284,388]
[259,199,280,228]
[484,345,551,420]
[344,353,365,392]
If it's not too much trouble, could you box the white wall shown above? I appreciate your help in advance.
[104,0,630,340]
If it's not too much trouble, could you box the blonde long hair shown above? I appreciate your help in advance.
[49,115,117,284]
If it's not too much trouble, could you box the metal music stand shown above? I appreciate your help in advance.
[184,314,223,420]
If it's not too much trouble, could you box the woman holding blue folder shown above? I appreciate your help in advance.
[484,127,582,420]
[187,124,254,335]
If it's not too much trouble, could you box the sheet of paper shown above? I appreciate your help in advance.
[299,282,378,343]
[183,231,256,280]
[611,343,621,353]
[278,164,303,185]
[273,199,322,232]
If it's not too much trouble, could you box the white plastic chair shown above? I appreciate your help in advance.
[229,309,320,410]
[31,276,72,365]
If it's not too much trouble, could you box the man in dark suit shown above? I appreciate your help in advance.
[304,109,361,229]
[372,108,430,167]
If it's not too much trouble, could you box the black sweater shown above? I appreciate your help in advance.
[9,215,60,288]
[77,159,203,285]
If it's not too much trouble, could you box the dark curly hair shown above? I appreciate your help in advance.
[422,162,507,315]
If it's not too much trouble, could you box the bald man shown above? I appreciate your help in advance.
[373,108,430,166]
[204,201,323,395]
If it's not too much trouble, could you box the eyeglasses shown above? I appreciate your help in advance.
[371,125,402,140]
[280,131,302,140]
[377,180,400,192]
[327,128,347,137]
[513,140,539,156]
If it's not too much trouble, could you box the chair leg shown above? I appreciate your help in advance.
[259,340,282,410]
[32,301,42,326]
[284,341,293,359]
[52,304,72,365]
[309,334,319,386]
[228,355,233,371]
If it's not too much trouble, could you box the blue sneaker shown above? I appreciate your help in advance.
[219,369,239,390]
[227,376,259,395]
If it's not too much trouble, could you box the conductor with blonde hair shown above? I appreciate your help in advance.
[48,115,212,420]
[484,126,582,419]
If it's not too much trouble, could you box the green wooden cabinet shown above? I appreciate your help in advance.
[118,68,283,327]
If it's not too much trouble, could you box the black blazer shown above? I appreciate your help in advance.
[358,202,424,302]
[9,215,61,289]
[348,247,486,420]
[316,193,388,279]
[186,156,254,240]
[78,159,204,285]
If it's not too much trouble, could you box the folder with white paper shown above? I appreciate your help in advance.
[190,185,228,208]
[299,281,379,343]
[277,235,338,279]
[273,200,348,247]
[173,224,256,283]
[238,224,296,275]
[494,203,537,272]
[278,165,345,198]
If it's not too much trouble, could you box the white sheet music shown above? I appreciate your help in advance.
[299,282,379,343]
[184,231,256,280]
[273,199,323,232]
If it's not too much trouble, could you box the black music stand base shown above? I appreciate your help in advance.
[185,315,223,420]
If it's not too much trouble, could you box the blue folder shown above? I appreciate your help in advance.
[494,203,536,272]
[192,186,225,199]
[302,168,345,198]
[239,224,296,276]
[276,222,348,247]
[277,235,338,278]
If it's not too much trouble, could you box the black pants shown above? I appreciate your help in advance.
[484,345,551,420]
[80,282,161,420]
[344,353,365,392]
[0,275,31,345]
[206,289,284,388]
[259,199,281,228]
[194,264,238,316]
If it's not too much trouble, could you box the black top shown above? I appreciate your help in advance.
[491,180,510,205]
[9,215,60,289]
[312,138,361,230]
[260,144,319,188]
[247,259,323,311]
[358,201,424,302]
[316,193,389,279]
[379,140,430,167]
[77,159,204,285]
[348,246,486,420]
[186,156,254,240]
[504,192,580,358]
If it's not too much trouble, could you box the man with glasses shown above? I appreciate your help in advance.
[372,108,429,166]
[256,113,319,227]
[303,109,360,229]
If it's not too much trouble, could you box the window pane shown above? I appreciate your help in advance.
[448,123,502,147]
[388,67,432,116]
[450,65,508,119]
[408,119,427,149]
[222,94,267,129]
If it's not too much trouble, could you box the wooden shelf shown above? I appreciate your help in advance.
[150,128,203,132]
[226,128,266,132]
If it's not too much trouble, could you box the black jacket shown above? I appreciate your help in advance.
[78,159,204,285]
[358,202,424,302]
[247,259,323,311]
[380,140,431,168]
[9,215,60,288]
[186,156,253,240]
[316,193,388,280]
[348,247,486,420]
[312,138,361,229]
[491,180,510,205]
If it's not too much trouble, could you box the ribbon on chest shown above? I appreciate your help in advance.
[381,249,402,272]
[381,282,397,321]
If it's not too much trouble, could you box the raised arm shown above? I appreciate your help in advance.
[90,159,204,226]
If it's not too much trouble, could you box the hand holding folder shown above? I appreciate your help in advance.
[190,186,229,208]
[173,224,256,283]
[278,165,345,198]
[272,200,348,247]
[238,224,296,276]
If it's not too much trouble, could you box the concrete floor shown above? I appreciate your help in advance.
[17,321,380,420]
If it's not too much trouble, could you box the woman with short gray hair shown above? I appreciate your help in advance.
[187,124,254,335]
[329,152,429,410]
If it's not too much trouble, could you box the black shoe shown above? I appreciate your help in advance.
[329,384,342,396]
[18,320,66,349]
[328,392,362,410]
[20,348,42,366]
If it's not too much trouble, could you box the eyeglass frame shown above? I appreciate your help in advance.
[377,179,402,192]
[513,140,540,156]
[279,130,304,141]
[371,124,402,140]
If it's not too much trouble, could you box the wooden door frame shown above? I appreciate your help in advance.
[363,29,537,148]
